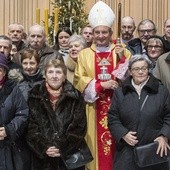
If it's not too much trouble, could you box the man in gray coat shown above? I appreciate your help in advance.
[153,51,170,92]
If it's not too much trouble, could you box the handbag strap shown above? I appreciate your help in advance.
[136,94,149,130]
[140,95,148,112]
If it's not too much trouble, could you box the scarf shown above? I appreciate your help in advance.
[46,82,62,111]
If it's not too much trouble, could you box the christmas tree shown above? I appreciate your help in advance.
[48,0,88,45]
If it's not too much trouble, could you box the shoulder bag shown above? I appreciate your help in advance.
[134,95,169,167]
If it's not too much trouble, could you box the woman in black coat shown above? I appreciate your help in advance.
[0,53,30,170]
[108,54,170,170]
[26,59,90,170]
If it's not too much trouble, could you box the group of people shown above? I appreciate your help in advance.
[0,1,170,170]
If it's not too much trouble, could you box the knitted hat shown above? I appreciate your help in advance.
[88,1,116,28]
[0,53,8,70]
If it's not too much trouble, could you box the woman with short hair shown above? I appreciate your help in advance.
[108,54,170,170]
[26,59,91,170]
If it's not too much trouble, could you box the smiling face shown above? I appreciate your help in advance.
[138,21,156,45]
[93,26,112,47]
[45,66,66,90]
[69,41,84,61]
[146,38,164,61]
[130,60,149,85]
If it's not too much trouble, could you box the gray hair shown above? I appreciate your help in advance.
[0,35,12,49]
[8,23,24,32]
[68,34,87,48]
[128,54,152,70]
[28,24,45,36]
[137,19,157,33]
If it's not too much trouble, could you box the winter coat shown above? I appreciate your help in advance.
[108,75,170,170]
[18,69,44,101]
[126,38,143,55]
[0,79,30,170]
[153,52,170,92]
[26,80,87,170]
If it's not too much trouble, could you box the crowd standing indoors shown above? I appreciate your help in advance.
[1,0,170,169]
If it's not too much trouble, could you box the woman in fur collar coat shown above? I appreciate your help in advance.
[26,59,90,170]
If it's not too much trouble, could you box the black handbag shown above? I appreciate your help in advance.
[62,141,93,170]
[134,142,169,167]
[133,95,169,167]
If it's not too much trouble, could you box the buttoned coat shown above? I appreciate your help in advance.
[108,75,170,170]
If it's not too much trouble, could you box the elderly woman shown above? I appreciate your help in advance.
[66,35,87,83]
[145,35,165,72]
[26,59,91,170]
[108,54,170,170]
[0,53,30,169]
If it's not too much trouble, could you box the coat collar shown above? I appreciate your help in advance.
[90,43,116,52]
[122,74,159,95]
[165,52,170,63]
[29,80,80,100]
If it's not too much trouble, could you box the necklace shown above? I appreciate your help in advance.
[96,51,112,66]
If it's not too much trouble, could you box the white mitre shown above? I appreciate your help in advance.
[88,1,116,28]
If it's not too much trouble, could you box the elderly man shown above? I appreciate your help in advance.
[162,19,170,52]
[74,1,131,170]
[13,24,63,70]
[8,23,26,51]
[127,19,157,55]
[121,16,136,44]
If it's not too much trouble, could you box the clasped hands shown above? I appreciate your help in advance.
[122,131,170,157]
[46,146,61,157]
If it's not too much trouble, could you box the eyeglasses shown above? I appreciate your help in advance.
[147,45,162,50]
[138,29,155,34]
[131,66,148,73]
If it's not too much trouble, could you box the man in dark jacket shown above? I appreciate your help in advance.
[127,19,157,55]
[8,23,26,51]
[13,24,63,71]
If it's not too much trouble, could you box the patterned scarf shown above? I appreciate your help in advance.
[45,82,62,111]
